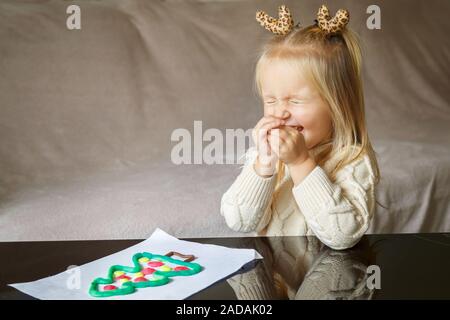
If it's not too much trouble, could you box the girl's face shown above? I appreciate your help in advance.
[260,60,333,150]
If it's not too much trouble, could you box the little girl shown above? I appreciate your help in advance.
[220,5,380,250]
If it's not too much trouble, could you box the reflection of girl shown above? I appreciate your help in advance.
[295,244,375,299]
[221,5,380,250]
[227,237,375,300]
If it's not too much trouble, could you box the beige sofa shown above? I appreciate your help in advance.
[0,0,449,241]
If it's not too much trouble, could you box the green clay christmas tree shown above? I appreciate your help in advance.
[89,251,203,297]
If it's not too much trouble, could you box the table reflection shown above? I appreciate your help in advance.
[227,236,376,300]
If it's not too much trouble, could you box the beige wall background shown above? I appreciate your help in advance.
[0,0,449,240]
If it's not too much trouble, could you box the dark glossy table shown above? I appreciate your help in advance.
[1,233,449,299]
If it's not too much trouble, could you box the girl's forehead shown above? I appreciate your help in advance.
[260,60,314,97]
[261,59,300,76]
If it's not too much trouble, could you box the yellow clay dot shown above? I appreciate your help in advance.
[138,257,150,263]
[119,278,130,284]
[113,271,125,277]
[134,272,144,277]
[159,266,171,272]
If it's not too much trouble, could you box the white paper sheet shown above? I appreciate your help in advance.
[9,228,262,300]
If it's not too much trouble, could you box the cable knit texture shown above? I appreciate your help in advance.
[226,237,374,300]
[220,145,376,250]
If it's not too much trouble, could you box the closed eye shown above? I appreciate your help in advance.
[289,100,302,105]
[265,101,276,105]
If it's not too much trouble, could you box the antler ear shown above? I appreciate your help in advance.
[256,5,294,35]
[316,5,349,34]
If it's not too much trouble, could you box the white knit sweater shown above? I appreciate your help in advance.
[220,145,376,250]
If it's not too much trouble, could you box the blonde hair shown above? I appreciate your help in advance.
[253,24,380,192]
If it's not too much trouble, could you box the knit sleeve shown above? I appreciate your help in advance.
[291,154,376,250]
[295,248,374,299]
[220,146,277,233]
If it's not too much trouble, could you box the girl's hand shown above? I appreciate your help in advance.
[251,116,286,177]
[268,125,310,166]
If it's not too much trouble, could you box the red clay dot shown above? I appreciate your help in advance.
[134,277,148,283]
[104,285,117,291]
[115,275,131,281]
[174,266,189,271]
[142,268,156,275]
[148,261,164,267]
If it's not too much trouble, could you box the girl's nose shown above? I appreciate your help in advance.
[267,105,290,119]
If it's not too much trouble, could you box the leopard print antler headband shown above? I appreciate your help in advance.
[255,4,350,36]
[315,5,350,35]
[255,5,295,35]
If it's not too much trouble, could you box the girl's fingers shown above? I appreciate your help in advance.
[254,116,286,142]
[253,116,287,158]
[274,127,290,141]
[268,131,282,154]
[261,114,287,125]
[275,126,299,143]
[258,116,285,130]
[257,127,277,164]
[253,117,280,142]
[268,135,278,156]
[258,122,283,155]
[268,128,286,148]
[270,131,290,157]
[257,119,284,139]
[283,125,298,137]
[265,119,285,131]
